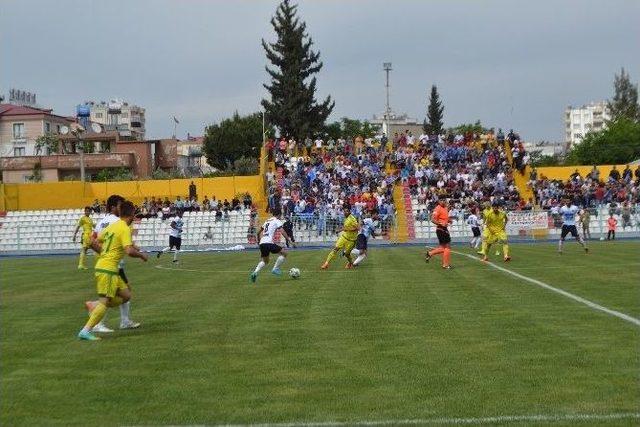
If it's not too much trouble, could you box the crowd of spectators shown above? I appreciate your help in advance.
[528,164,640,209]
[265,136,397,235]
[263,127,531,235]
[90,192,254,221]
[528,164,640,228]
[395,129,525,216]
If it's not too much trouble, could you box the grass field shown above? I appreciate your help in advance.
[1,241,639,426]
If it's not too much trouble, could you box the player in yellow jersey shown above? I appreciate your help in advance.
[477,200,511,262]
[321,205,360,270]
[78,201,148,341]
[73,206,95,270]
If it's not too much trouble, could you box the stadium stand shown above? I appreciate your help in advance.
[0,209,254,253]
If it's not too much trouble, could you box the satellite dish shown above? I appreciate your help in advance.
[60,125,69,135]
[91,123,103,134]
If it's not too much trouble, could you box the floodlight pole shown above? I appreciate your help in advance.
[383,62,392,135]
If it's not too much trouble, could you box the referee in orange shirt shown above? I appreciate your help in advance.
[425,196,452,269]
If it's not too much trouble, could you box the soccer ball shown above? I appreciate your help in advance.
[289,268,301,279]
[599,237,605,241]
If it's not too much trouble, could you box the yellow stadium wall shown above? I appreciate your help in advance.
[535,164,629,181]
[0,176,265,211]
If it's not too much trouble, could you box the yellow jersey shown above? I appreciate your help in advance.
[78,215,94,235]
[94,219,133,273]
[341,214,359,241]
[484,208,508,232]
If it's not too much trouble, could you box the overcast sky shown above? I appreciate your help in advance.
[2,0,639,142]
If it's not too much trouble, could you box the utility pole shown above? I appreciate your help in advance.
[383,62,392,136]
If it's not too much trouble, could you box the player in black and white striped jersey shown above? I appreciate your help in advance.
[250,208,294,283]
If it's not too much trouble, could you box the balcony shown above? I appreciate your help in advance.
[0,153,135,171]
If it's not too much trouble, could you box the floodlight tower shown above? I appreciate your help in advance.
[383,62,392,135]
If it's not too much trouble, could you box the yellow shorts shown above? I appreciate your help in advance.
[335,235,356,255]
[81,233,92,249]
[95,271,127,298]
[483,228,508,244]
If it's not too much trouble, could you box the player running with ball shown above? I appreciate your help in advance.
[250,208,294,283]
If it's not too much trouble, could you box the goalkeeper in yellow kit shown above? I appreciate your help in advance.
[477,200,511,262]
[321,205,360,270]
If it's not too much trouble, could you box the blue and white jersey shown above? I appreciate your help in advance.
[358,218,377,239]
[560,205,580,226]
[466,214,481,229]
[170,216,184,238]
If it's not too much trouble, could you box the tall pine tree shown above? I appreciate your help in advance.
[423,85,444,134]
[608,68,639,123]
[261,0,334,139]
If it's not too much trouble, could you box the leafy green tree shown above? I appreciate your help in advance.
[34,133,61,155]
[448,120,488,135]
[529,150,562,167]
[323,118,376,140]
[565,118,640,165]
[423,85,444,134]
[608,67,640,122]
[203,112,274,170]
[261,0,334,138]
[94,167,133,182]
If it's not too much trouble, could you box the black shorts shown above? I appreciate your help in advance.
[436,227,451,245]
[169,236,182,250]
[118,268,128,284]
[561,225,579,239]
[356,234,368,251]
[471,226,481,237]
[259,243,282,258]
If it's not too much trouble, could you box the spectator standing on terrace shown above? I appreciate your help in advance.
[589,166,600,181]
[189,181,197,200]
[609,166,621,182]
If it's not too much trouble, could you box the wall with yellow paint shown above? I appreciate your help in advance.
[0,175,264,211]
[535,164,631,181]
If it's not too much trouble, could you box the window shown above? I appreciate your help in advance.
[56,124,61,133]
[12,123,25,139]
[14,147,25,156]
[95,112,103,118]
[121,112,129,118]
[573,123,580,129]
[45,122,51,133]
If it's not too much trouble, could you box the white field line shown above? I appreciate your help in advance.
[156,412,640,426]
[155,262,640,274]
[454,251,640,327]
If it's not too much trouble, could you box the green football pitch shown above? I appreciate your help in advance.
[2,241,639,426]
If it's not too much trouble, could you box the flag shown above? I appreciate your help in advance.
[173,116,179,124]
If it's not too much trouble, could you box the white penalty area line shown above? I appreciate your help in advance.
[454,251,640,327]
[166,412,640,426]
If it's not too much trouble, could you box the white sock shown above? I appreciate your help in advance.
[120,301,130,324]
[558,239,563,251]
[160,246,170,253]
[173,249,179,261]
[353,254,366,265]
[351,249,360,257]
[254,260,266,274]
[273,255,286,270]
